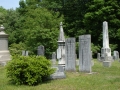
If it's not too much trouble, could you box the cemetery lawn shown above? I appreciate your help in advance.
[0,60,120,90]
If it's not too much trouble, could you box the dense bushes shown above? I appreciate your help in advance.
[6,56,55,85]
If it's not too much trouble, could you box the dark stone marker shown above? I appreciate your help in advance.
[37,45,44,56]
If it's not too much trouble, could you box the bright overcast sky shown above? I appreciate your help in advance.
[0,0,20,10]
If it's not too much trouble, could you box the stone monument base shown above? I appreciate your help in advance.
[50,65,66,79]
[0,50,11,63]
[103,61,111,67]
[100,56,113,62]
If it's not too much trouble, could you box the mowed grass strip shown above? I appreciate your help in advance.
[0,60,120,90]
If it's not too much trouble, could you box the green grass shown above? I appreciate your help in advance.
[0,60,120,90]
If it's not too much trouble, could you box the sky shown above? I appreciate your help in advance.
[0,0,20,10]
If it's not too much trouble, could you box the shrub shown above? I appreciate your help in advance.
[9,42,27,56]
[6,55,55,85]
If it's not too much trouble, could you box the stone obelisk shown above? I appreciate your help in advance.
[57,22,65,67]
[101,21,111,59]
[0,25,11,64]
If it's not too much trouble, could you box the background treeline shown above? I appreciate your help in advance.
[0,0,120,58]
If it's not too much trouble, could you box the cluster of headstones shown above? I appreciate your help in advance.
[50,35,92,79]
[22,45,44,56]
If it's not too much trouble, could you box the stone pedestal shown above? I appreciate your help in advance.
[0,25,11,63]
[101,48,111,59]
[103,61,111,67]
[57,22,66,68]
[50,65,66,79]
[57,41,65,67]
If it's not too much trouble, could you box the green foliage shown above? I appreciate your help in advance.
[63,0,89,38]
[1,60,120,89]
[91,43,100,57]
[0,6,7,25]
[110,44,118,53]
[83,0,120,46]
[3,9,24,44]
[6,56,54,85]
[19,6,63,58]
[9,42,27,56]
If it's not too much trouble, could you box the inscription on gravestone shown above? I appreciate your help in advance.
[79,35,91,73]
[65,38,76,71]
[37,45,44,56]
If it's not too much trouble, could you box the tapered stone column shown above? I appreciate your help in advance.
[101,21,113,61]
[0,25,11,63]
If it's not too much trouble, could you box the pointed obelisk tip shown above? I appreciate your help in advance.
[60,22,62,26]
[0,25,5,31]
[103,21,107,23]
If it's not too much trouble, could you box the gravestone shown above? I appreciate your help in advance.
[0,25,11,63]
[52,52,56,65]
[97,53,101,61]
[57,22,65,67]
[79,35,92,73]
[76,60,79,66]
[22,50,29,56]
[91,51,94,66]
[37,45,44,56]
[65,38,76,71]
[22,50,26,56]
[101,21,112,61]
[26,51,29,56]
[117,51,119,60]
[113,51,119,60]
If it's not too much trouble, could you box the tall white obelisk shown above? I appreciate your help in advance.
[101,21,111,60]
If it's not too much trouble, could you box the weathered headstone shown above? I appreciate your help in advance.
[0,25,11,63]
[26,51,29,56]
[37,45,44,56]
[76,60,79,66]
[113,51,119,60]
[57,22,65,67]
[91,51,94,66]
[97,53,101,61]
[22,50,29,56]
[117,51,119,61]
[101,21,112,61]
[52,52,56,65]
[22,50,26,56]
[79,35,92,73]
[65,38,76,71]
